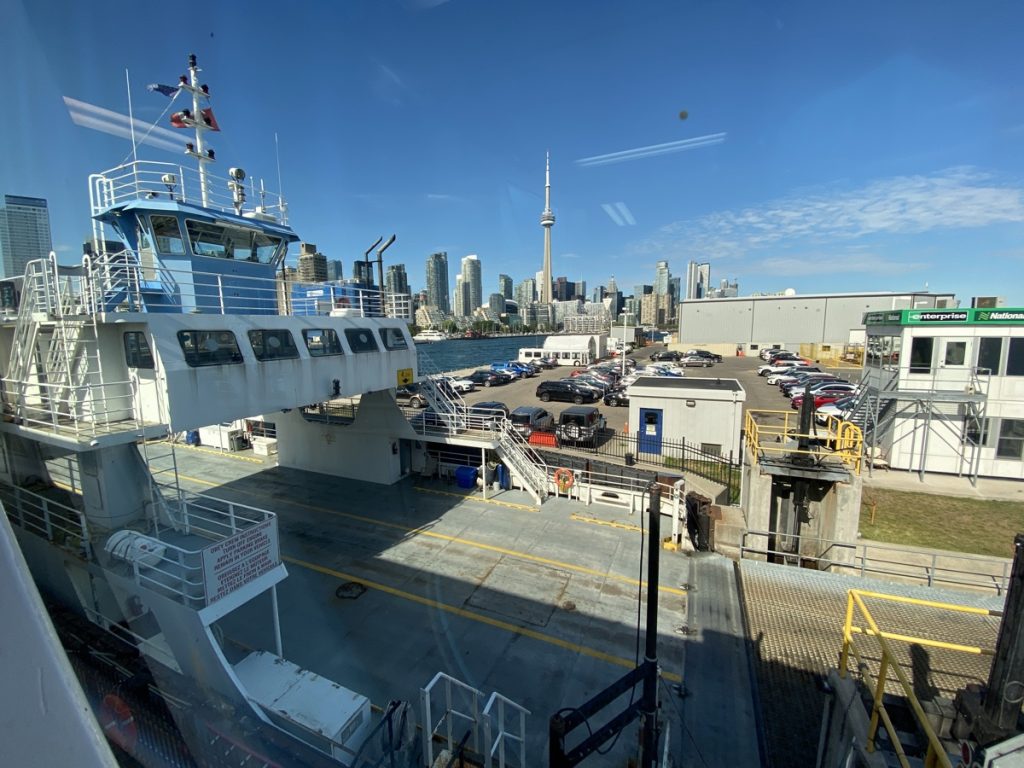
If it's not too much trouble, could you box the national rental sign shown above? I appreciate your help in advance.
[864,308,1024,326]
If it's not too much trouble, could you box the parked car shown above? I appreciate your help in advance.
[508,406,554,437]
[467,401,510,429]
[686,349,723,363]
[786,380,856,399]
[490,362,522,379]
[758,359,803,376]
[792,390,854,410]
[680,354,714,368]
[443,375,476,393]
[536,380,597,404]
[559,377,604,397]
[409,409,466,432]
[505,361,537,377]
[766,366,822,385]
[468,369,509,387]
[779,373,841,393]
[650,350,682,362]
[395,383,428,408]
[815,395,859,424]
[603,388,629,407]
[556,405,607,445]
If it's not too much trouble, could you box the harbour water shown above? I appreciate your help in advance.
[417,334,549,372]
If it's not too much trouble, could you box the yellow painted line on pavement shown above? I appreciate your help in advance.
[413,485,538,513]
[286,555,683,684]
[177,473,687,597]
[571,514,643,533]
[172,443,264,464]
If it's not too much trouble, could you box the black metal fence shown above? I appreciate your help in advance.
[531,428,741,502]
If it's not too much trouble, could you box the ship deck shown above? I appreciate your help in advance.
[171,448,705,764]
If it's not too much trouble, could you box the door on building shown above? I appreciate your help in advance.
[637,408,663,455]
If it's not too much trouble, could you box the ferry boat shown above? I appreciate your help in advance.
[412,328,448,343]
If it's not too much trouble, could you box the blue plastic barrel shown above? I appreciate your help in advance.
[455,466,478,489]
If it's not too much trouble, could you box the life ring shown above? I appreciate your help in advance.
[554,468,575,494]
[100,693,138,752]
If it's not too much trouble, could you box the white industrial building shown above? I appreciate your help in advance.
[627,377,746,461]
[676,291,957,362]
[856,307,1024,481]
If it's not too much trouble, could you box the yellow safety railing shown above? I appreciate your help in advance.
[744,409,863,474]
[839,589,1001,768]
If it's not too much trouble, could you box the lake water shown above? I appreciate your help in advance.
[416,335,549,373]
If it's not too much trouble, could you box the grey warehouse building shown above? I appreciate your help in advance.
[676,291,956,363]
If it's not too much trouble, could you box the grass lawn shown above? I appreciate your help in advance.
[859,487,1024,558]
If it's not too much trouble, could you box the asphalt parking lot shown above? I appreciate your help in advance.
[451,347,863,433]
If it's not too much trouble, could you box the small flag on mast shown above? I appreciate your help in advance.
[146,83,179,98]
[201,107,220,131]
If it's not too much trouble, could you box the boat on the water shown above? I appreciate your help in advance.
[412,328,448,343]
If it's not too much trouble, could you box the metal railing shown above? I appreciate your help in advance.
[90,160,289,221]
[862,362,992,398]
[1,484,93,559]
[83,247,412,319]
[740,529,1012,595]
[482,692,530,768]
[421,673,484,768]
[838,589,1000,768]
[5,376,140,438]
[745,409,863,474]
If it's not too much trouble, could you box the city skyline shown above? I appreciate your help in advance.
[4,2,1024,304]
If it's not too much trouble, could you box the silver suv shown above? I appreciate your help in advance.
[556,406,607,446]
[509,406,554,437]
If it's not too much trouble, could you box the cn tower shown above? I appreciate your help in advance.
[539,152,555,304]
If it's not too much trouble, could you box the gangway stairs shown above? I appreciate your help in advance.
[415,349,549,504]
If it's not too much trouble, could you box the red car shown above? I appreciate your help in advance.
[791,391,850,410]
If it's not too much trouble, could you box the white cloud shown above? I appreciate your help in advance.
[634,167,1024,259]
[749,254,928,277]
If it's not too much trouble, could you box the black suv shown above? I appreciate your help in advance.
[468,370,510,387]
[686,349,723,363]
[556,406,607,445]
[395,383,428,408]
[650,350,682,362]
[536,380,597,404]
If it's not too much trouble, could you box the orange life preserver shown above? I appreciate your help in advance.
[554,468,575,494]
[100,693,138,752]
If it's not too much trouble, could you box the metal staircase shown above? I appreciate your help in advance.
[415,348,548,504]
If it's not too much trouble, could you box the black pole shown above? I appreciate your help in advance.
[979,533,1024,742]
[641,484,661,767]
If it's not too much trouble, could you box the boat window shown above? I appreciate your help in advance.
[123,331,154,369]
[303,329,344,357]
[344,328,379,353]
[248,329,300,361]
[379,327,408,350]
[177,330,244,367]
[184,219,283,263]
[150,215,186,255]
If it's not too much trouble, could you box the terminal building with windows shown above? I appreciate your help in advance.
[854,308,1024,481]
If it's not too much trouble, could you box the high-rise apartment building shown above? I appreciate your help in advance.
[0,195,52,280]
[515,278,536,309]
[498,273,513,299]
[460,254,482,314]
[296,243,328,283]
[488,292,505,317]
[425,251,450,313]
[385,264,409,295]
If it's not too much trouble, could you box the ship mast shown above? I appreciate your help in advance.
[181,53,214,207]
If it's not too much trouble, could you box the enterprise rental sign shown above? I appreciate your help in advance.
[864,308,1024,326]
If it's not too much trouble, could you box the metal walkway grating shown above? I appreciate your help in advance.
[738,558,1003,767]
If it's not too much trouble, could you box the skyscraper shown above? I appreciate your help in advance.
[516,278,536,309]
[325,259,343,281]
[0,195,52,280]
[654,260,671,295]
[296,243,328,282]
[685,261,711,299]
[539,154,555,304]
[461,254,482,314]
[385,264,409,295]
[425,251,450,313]
[498,273,513,300]
[607,276,618,295]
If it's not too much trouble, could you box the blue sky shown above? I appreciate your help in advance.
[5,0,1024,304]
